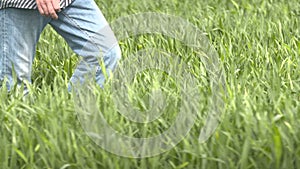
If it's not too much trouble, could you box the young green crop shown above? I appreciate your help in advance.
[1,0,299,168]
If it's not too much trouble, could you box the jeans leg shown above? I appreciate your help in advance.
[0,8,49,92]
[49,0,121,90]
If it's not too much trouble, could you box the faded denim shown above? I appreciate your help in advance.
[0,0,121,93]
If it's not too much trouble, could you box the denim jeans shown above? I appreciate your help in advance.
[0,0,121,93]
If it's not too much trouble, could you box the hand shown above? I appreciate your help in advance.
[36,0,61,19]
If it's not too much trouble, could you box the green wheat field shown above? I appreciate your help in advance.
[1,0,300,168]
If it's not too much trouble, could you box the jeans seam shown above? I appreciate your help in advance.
[2,9,8,77]
[60,10,99,49]
[60,10,119,60]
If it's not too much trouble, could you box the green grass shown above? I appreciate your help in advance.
[1,0,300,168]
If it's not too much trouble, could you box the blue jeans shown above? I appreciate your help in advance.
[0,0,121,92]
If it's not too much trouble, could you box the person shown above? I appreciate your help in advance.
[0,0,121,93]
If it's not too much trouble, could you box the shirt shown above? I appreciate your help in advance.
[0,0,73,9]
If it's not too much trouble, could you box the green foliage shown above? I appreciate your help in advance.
[1,0,300,168]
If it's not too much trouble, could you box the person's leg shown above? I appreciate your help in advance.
[49,0,121,90]
[0,8,49,92]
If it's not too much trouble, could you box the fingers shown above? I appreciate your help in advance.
[46,2,58,19]
[36,0,47,16]
[36,0,60,19]
[52,0,61,12]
